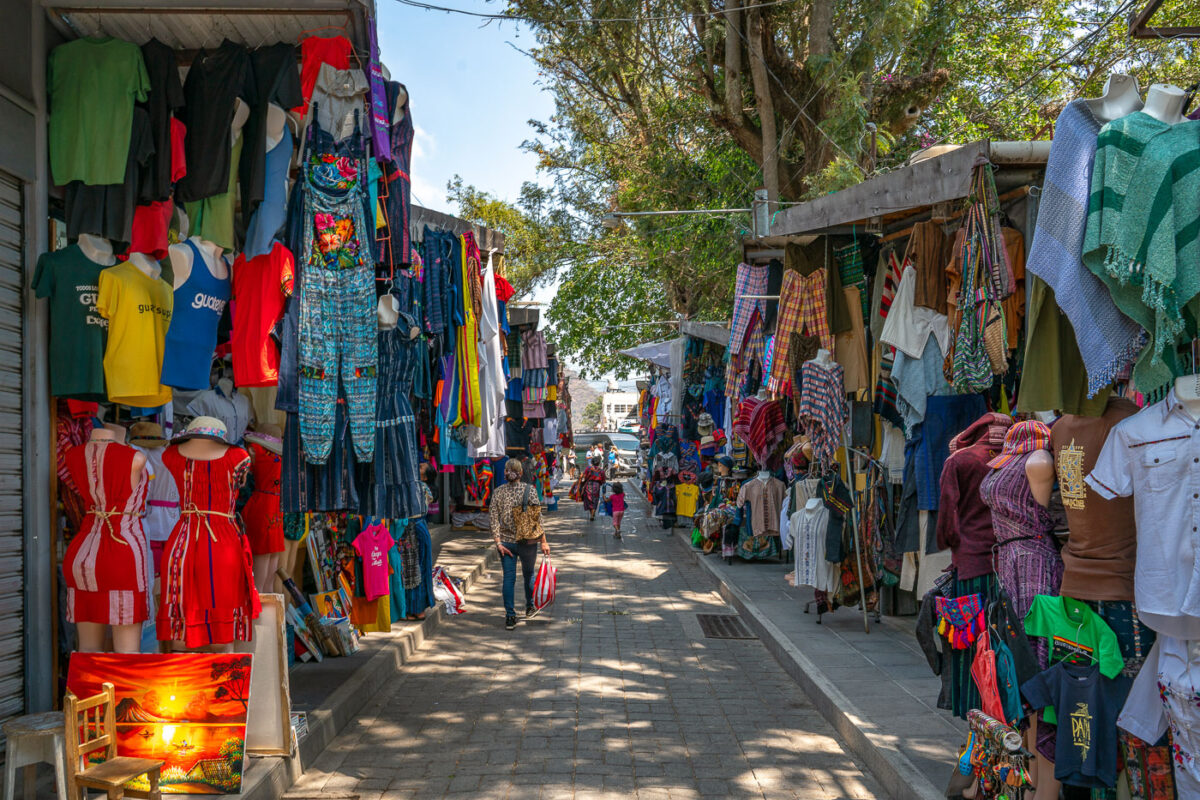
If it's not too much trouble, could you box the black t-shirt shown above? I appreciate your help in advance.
[505,417,534,457]
[136,38,183,203]
[65,107,153,246]
[1021,661,1131,789]
[240,43,302,226]
[177,39,253,203]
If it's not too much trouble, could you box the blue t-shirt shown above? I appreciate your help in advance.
[1021,661,1131,789]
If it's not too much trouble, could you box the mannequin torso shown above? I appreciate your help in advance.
[127,252,162,280]
[1025,450,1055,508]
[809,348,835,368]
[1142,83,1188,125]
[77,234,116,266]
[168,236,229,290]
[89,427,147,489]
[178,438,230,462]
[1084,73,1143,123]
[1174,374,1200,418]
[231,98,250,144]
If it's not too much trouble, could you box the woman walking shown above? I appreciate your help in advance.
[580,458,607,521]
[490,460,550,630]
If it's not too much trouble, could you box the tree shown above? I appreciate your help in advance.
[580,397,603,431]
[218,737,244,768]
[210,655,252,712]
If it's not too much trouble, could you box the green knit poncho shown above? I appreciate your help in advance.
[1103,119,1200,393]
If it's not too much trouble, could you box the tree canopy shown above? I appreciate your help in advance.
[449,0,1200,377]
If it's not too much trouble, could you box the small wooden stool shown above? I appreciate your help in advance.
[2,711,68,800]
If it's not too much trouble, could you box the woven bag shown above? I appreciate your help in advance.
[982,301,1008,374]
[512,485,544,541]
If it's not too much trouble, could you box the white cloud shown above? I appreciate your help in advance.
[412,124,434,162]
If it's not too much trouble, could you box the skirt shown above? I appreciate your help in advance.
[157,518,261,647]
[949,573,998,720]
[64,515,150,626]
[243,490,284,555]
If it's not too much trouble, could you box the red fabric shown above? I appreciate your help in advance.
[494,274,516,303]
[157,445,260,647]
[129,199,173,260]
[170,117,187,183]
[970,629,1008,722]
[231,243,294,387]
[294,34,353,116]
[64,400,99,419]
[937,439,1004,580]
[63,441,151,625]
[242,441,283,555]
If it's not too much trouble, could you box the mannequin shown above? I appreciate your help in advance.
[264,103,288,151]
[168,235,228,291]
[1083,73,1142,123]
[231,98,250,144]
[103,422,129,443]
[810,348,835,368]
[1142,83,1188,125]
[1026,450,1054,507]
[244,425,284,594]
[76,234,116,266]
[377,292,400,330]
[1174,371,1200,418]
[756,469,771,482]
[71,427,149,654]
[127,252,162,281]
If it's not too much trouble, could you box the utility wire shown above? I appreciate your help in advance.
[393,0,805,25]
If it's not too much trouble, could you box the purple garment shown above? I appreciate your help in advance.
[979,452,1063,626]
[367,23,391,162]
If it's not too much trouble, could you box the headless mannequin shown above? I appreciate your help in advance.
[756,469,770,483]
[168,235,228,291]
[804,497,821,514]
[1141,83,1188,125]
[245,426,284,595]
[264,103,288,151]
[175,437,235,653]
[1174,371,1200,419]
[1022,448,1058,800]
[76,427,148,654]
[76,234,116,267]
[1083,73,1142,124]
[127,253,162,281]
[231,98,250,144]
[810,348,835,368]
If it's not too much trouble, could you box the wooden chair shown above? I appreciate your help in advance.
[63,683,163,800]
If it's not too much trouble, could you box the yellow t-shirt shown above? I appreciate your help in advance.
[676,484,700,518]
[97,262,173,407]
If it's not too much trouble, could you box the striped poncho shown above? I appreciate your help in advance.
[1026,101,1146,395]
[1107,120,1200,393]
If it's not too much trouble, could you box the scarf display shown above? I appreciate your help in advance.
[1026,100,1146,395]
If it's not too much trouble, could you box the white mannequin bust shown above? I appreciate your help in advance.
[127,252,162,280]
[231,98,250,144]
[168,235,228,291]
[756,469,770,483]
[804,497,822,513]
[76,234,116,266]
[1084,73,1142,123]
[265,103,288,150]
[809,349,835,368]
[1142,84,1188,125]
[1174,374,1200,418]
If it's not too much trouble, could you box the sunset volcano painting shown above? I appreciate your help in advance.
[67,653,253,794]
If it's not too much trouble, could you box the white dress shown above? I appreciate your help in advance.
[791,503,840,592]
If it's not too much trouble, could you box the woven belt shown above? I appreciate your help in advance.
[181,506,236,542]
[88,507,136,544]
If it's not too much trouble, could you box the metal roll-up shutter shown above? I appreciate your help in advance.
[0,170,23,758]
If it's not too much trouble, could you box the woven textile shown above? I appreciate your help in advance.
[732,396,787,464]
[1107,120,1200,394]
[728,262,769,355]
[870,249,904,341]
[796,360,847,465]
[767,269,834,394]
[835,240,868,319]
[908,220,949,315]
[1027,100,1145,395]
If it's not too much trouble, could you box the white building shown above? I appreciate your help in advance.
[600,380,639,430]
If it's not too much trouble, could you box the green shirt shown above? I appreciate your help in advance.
[1023,594,1123,724]
[48,37,149,186]
[32,245,109,399]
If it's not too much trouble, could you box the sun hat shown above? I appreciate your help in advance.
[175,416,229,444]
[128,421,167,448]
[986,419,1051,469]
[696,412,715,435]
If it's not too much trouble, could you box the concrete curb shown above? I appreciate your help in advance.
[242,525,500,800]
[639,483,944,800]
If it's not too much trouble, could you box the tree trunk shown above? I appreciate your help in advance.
[746,7,779,209]
[723,0,743,121]
[808,0,834,60]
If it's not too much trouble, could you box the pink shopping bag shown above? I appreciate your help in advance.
[533,558,556,611]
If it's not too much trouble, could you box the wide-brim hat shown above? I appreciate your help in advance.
[175,416,229,444]
[244,430,283,456]
[987,419,1051,469]
[128,421,167,448]
[696,412,715,434]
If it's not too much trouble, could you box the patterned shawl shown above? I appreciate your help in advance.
[1027,101,1145,395]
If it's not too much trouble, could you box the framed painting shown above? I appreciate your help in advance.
[310,587,351,621]
[235,594,292,756]
[66,653,252,794]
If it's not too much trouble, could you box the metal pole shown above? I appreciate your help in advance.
[840,425,871,634]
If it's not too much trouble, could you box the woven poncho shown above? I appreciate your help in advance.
[1027,101,1145,395]
[1106,120,1200,393]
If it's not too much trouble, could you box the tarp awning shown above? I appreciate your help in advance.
[619,339,673,369]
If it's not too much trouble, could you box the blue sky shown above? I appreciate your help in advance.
[375,1,556,216]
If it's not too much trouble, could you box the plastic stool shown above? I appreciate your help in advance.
[2,711,68,800]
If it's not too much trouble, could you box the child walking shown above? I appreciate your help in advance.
[609,482,626,539]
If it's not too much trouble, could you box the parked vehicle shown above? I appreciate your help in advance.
[573,432,641,476]
[617,419,642,436]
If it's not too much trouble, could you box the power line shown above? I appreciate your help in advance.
[393,0,805,25]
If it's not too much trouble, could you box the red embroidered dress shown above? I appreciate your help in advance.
[157,445,261,647]
[242,441,283,556]
[63,441,151,625]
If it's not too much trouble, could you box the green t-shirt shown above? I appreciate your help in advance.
[1023,594,1123,724]
[48,37,149,186]
[32,246,109,399]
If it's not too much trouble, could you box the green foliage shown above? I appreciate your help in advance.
[219,737,245,765]
[580,396,604,430]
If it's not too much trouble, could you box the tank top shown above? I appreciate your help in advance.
[161,239,231,390]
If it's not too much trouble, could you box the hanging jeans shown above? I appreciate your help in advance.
[297,110,377,464]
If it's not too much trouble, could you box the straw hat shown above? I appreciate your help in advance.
[175,416,229,444]
[128,422,167,448]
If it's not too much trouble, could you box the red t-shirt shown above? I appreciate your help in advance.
[231,242,294,387]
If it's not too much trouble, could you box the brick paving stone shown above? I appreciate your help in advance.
[286,491,886,799]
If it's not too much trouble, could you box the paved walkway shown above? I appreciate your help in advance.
[289,490,883,800]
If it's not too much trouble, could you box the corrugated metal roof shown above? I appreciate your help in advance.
[42,1,376,52]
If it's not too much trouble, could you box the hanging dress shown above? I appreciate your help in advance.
[370,310,426,519]
[157,445,260,647]
[243,441,284,556]
[63,441,151,626]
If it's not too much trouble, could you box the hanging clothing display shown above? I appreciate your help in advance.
[176,39,254,203]
[161,240,230,390]
[33,246,110,400]
[243,440,284,556]
[370,313,426,520]
[231,243,294,387]
[97,261,173,407]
